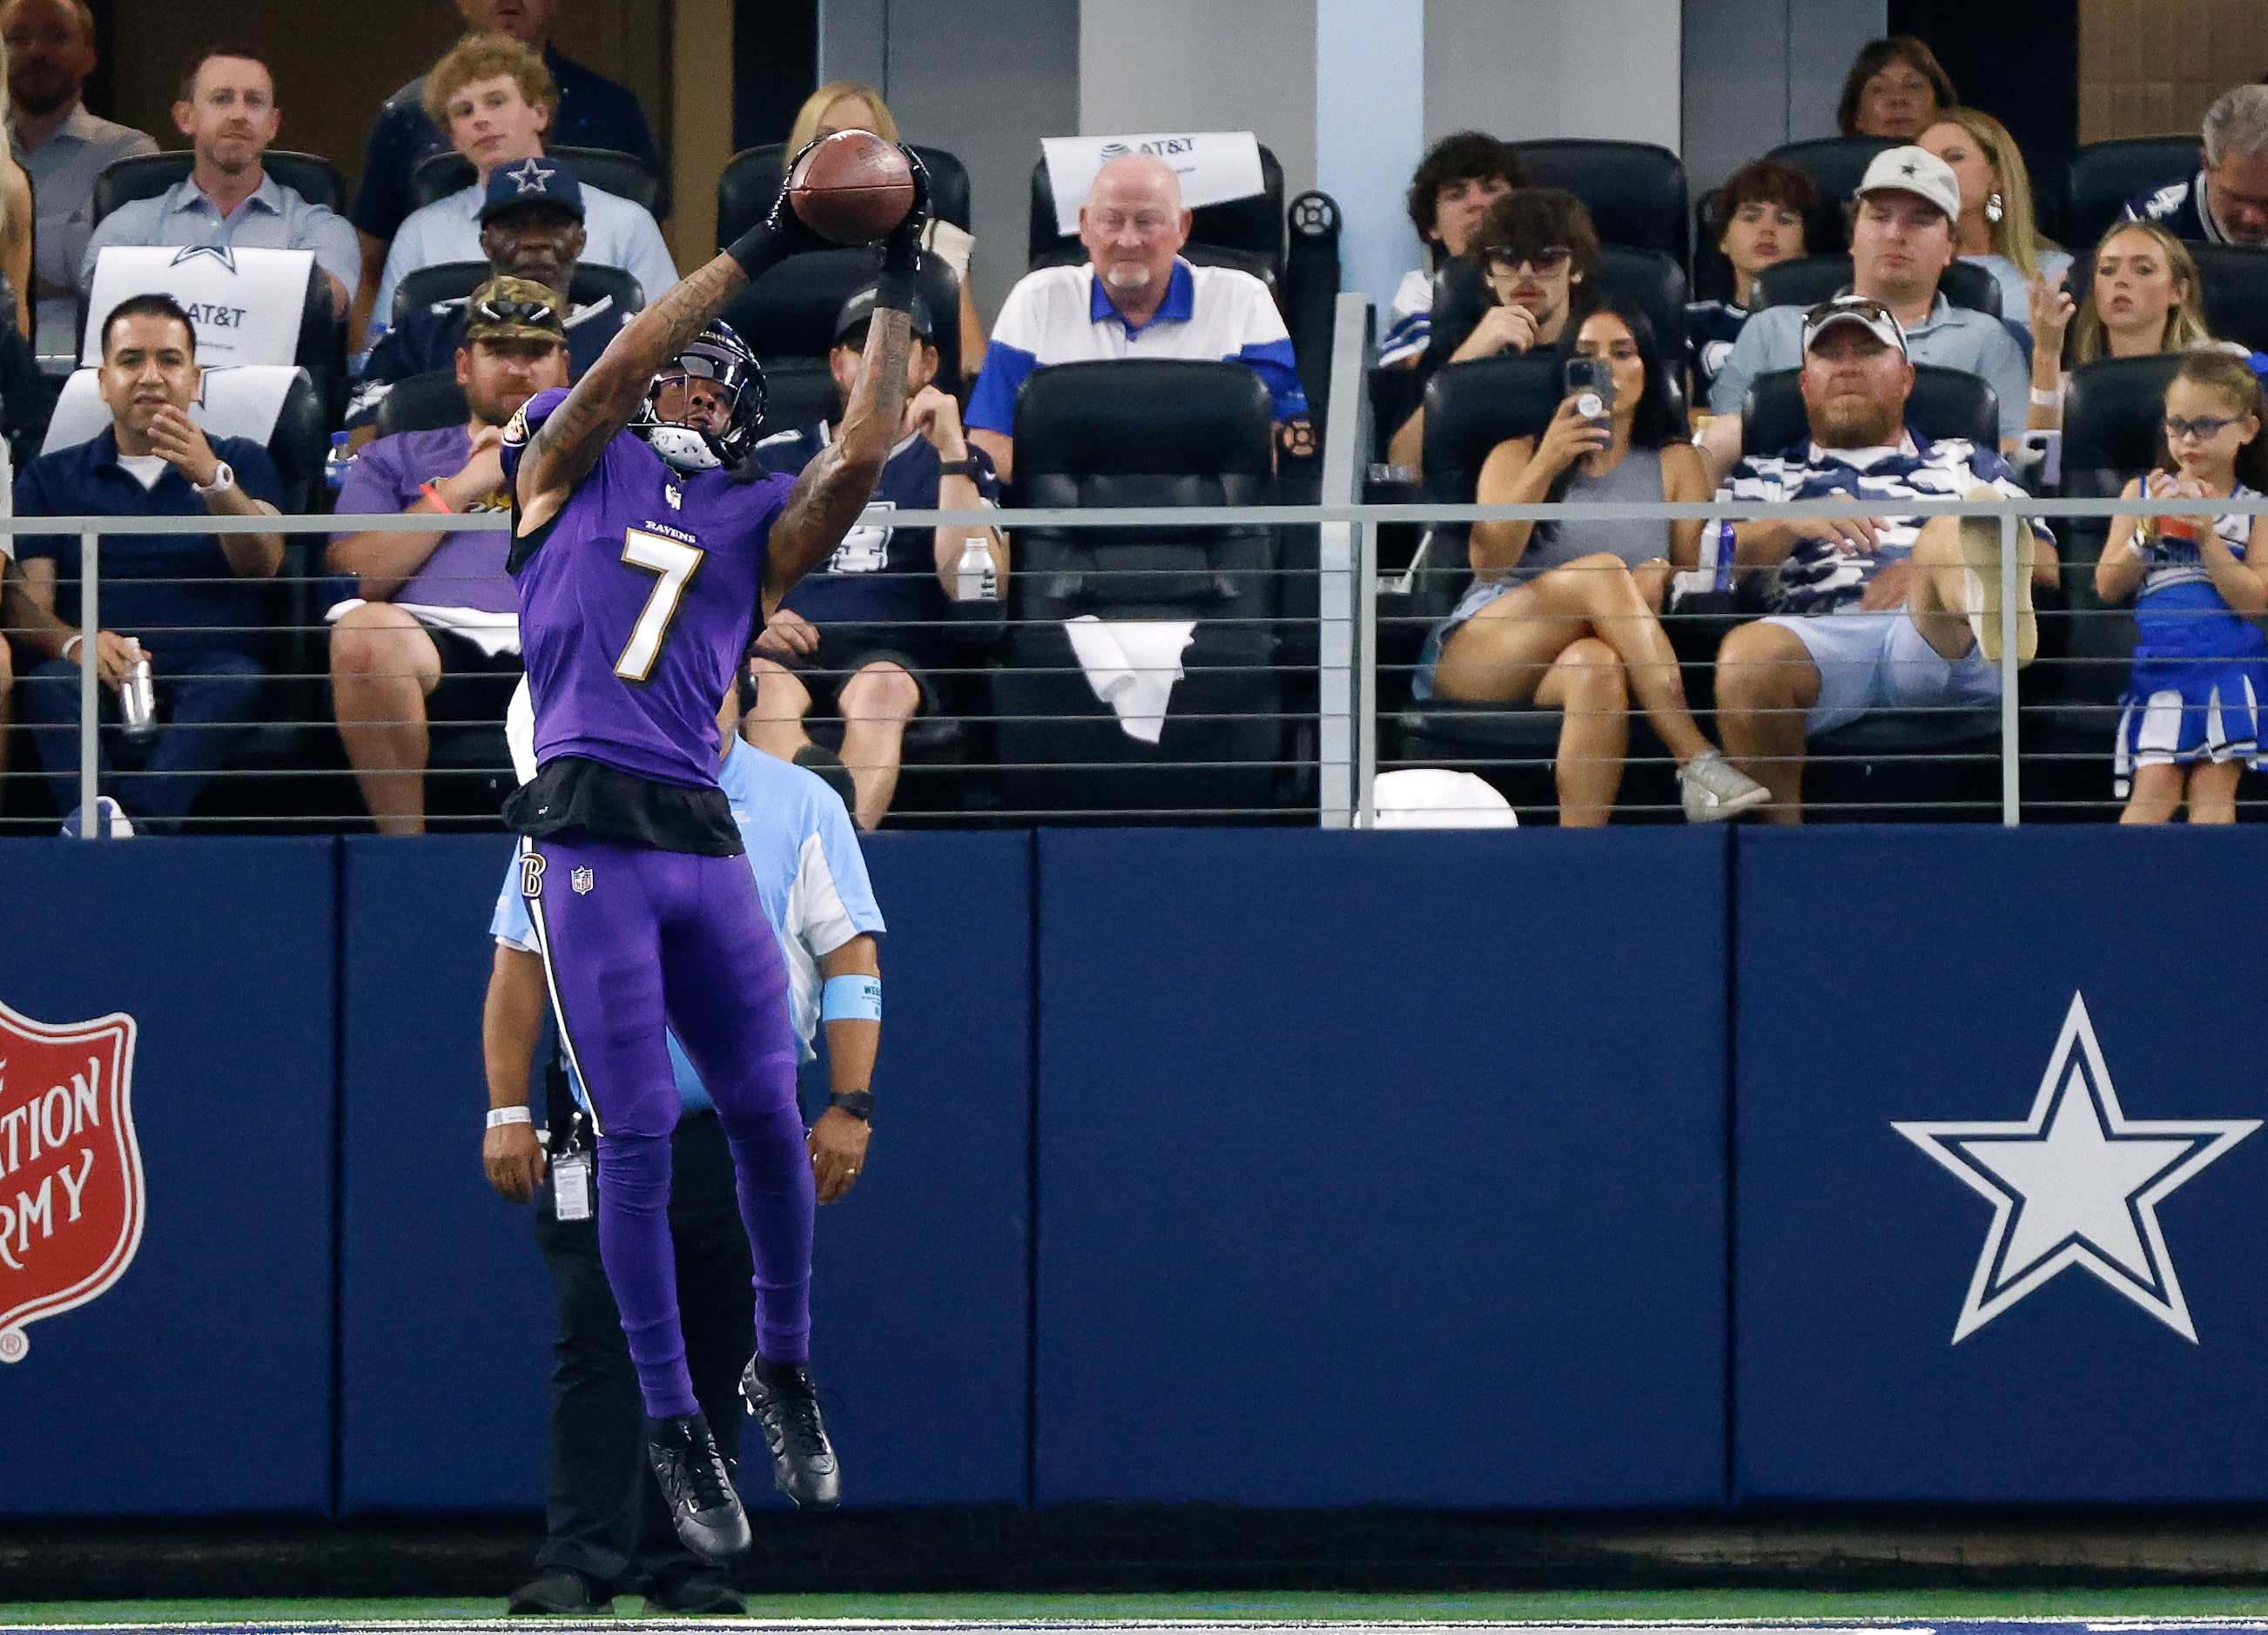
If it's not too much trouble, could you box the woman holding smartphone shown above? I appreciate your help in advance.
[1415,298,1767,824]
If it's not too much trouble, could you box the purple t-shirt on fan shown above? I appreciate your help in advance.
[334,425,517,614]
[501,387,797,788]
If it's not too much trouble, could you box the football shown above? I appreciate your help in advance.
[787,130,918,245]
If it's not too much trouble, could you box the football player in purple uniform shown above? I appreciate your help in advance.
[497,151,928,1561]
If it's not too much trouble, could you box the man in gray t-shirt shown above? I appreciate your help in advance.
[1702,146,2028,474]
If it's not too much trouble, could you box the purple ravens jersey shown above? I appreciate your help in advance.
[501,386,797,787]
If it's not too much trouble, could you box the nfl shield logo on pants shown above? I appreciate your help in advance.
[0,998,145,1363]
[571,866,595,895]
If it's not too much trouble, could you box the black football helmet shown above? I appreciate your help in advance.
[632,320,767,474]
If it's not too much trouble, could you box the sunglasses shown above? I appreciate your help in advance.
[1484,245,1572,273]
[474,296,562,329]
[2164,414,2244,442]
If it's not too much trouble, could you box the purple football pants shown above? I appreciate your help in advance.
[523,835,812,1420]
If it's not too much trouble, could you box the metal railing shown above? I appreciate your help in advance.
[8,291,2267,834]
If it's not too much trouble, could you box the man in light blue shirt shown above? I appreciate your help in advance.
[479,676,885,1616]
[79,46,359,319]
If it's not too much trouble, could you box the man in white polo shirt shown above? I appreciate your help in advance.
[965,151,1304,479]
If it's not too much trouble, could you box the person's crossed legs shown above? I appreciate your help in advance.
[331,602,442,836]
[746,654,923,832]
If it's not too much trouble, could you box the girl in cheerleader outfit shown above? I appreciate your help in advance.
[2098,352,2268,822]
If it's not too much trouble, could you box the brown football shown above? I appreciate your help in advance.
[787,130,917,245]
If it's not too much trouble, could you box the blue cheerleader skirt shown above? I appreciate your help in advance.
[2114,591,2268,795]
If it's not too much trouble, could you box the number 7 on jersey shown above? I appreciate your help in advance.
[614,528,705,681]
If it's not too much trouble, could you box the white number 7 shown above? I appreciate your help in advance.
[614,528,705,681]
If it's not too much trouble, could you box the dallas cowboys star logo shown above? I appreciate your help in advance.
[169,243,237,272]
[503,157,557,195]
[1893,992,2258,1343]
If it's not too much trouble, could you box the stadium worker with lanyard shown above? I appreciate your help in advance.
[481,676,883,1616]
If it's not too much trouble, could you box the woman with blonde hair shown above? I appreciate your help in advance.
[784,81,984,374]
[2028,220,2218,432]
[1918,108,2069,335]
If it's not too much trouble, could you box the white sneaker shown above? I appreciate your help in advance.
[59,797,135,838]
[1678,749,1770,822]
[1959,490,2036,665]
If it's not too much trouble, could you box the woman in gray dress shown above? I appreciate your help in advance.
[1420,298,1763,824]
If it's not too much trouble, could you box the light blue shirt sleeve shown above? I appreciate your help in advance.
[77,195,155,289]
[1972,316,2030,445]
[490,856,536,950]
[1710,305,1798,417]
[300,201,363,301]
[367,216,424,351]
[812,788,885,942]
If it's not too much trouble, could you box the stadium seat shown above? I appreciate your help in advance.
[718,245,964,386]
[1752,252,2002,317]
[408,145,666,219]
[2188,245,2268,354]
[2063,137,2199,257]
[1282,191,1343,430]
[41,361,326,505]
[368,369,468,440]
[989,359,1287,818]
[1740,363,2000,455]
[747,354,843,443]
[1423,248,1690,383]
[389,261,646,332]
[1028,144,1287,280]
[1511,139,1689,264]
[92,151,347,225]
[1765,136,1897,253]
[715,143,973,245]
[79,243,346,420]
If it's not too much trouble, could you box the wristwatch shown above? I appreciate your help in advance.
[827,1090,873,1122]
[936,457,975,477]
[192,460,235,497]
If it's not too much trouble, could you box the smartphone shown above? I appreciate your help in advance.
[1564,356,1616,427]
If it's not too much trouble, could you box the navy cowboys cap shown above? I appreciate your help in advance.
[479,155,587,225]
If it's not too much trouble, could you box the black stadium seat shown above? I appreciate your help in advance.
[2188,244,2268,354]
[1740,363,1999,456]
[2063,137,2200,256]
[1766,136,1896,253]
[990,360,1287,818]
[388,260,645,331]
[1511,139,1688,264]
[717,245,964,386]
[408,145,666,219]
[93,151,347,225]
[1423,248,1689,387]
[1029,144,1287,279]
[716,143,973,245]
[368,368,468,440]
[748,354,842,443]
[1752,252,2002,317]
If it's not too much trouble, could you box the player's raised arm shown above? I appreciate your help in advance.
[511,165,833,531]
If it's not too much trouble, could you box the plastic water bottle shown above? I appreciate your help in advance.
[953,536,998,602]
[324,430,353,492]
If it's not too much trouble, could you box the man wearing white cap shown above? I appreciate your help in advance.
[1707,295,2057,822]
[1702,145,2029,475]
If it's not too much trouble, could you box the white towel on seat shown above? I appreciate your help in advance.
[1371,768,1519,829]
[1062,615,1196,744]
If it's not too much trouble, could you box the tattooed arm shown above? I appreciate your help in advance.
[762,305,917,611]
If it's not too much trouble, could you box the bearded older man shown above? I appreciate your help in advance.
[964,151,1305,479]
[1709,295,2058,823]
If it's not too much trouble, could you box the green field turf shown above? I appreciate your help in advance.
[11,1587,2268,1625]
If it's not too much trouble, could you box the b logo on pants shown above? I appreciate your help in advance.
[520,852,546,898]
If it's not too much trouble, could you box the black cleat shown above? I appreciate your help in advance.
[645,1410,751,1564]
[643,1571,747,1615]
[740,1358,841,1510]
[506,1570,611,1616]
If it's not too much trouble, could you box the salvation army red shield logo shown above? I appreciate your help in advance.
[0,998,143,1363]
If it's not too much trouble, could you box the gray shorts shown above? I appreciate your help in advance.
[1766,610,2001,737]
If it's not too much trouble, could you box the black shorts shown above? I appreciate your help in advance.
[764,625,940,718]
[423,625,523,729]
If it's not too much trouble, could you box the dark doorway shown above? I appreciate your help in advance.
[734,0,820,152]
[1890,0,2082,238]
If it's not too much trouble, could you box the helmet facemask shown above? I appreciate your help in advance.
[632,325,765,474]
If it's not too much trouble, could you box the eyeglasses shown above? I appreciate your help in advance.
[1484,245,1572,274]
[2164,414,2244,442]
[473,295,562,329]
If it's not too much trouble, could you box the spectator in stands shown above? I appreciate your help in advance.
[80,44,359,321]
[0,34,32,338]
[349,155,625,429]
[1412,298,1767,825]
[2097,353,2268,823]
[1386,187,1600,467]
[786,80,986,378]
[1703,146,2029,474]
[11,293,285,833]
[2027,221,2216,433]
[1918,108,2069,345]
[352,0,658,340]
[327,276,566,835]
[3,0,156,357]
[2125,84,2268,248]
[365,33,674,353]
[744,285,1004,832]
[1,551,79,818]
[1690,158,1816,408]
[1381,131,1529,368]
[1836,37,1955,140]
[966,151,1305,480]
[1712,297,2057,823]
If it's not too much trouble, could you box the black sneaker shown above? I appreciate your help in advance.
[645,1410,751,1564]
[506,1569,611,1616]
[644,1571,748,1615]
[740,1358,841,1510]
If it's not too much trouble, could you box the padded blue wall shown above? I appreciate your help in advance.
[1033,829,1730,1508]
[0,839,336,1517]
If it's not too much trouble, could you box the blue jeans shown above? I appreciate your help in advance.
[18,649,266,831]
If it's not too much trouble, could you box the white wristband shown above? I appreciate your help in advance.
[61,634,84,662]
[2029,386,2063,408]
[486,1105,533,1130]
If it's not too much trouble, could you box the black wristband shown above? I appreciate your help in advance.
[725,219,785,281]
[872,266,918,317]
[827,1090,873,1122]
[936,457,974,477]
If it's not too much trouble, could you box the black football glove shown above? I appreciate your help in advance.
[723,139,831,279]
[878,145,932,279]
